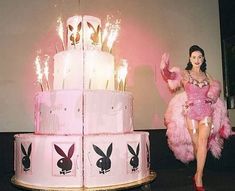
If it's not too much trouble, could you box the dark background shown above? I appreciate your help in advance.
[219,0,235,109]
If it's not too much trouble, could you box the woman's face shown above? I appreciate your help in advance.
[190,51,204,69]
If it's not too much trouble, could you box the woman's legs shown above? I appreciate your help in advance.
[186,116,212,187]
[186,118,199,156]
[195,117,212,186]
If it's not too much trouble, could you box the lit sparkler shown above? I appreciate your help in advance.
[56,17,65,50]
[34,55,44,91]
[43,55,50,90]
[117,59,128,91]
[102,15,121,53]
[102,15,111,44]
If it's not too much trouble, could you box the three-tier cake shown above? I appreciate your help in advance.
[13,15,151,189]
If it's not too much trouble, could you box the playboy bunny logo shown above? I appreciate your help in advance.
[21,143,32,172]
[68,22,82,46]
[54,144,75,175]
[127,143,140,171]
[93,143,112,174]
[87,22,100,45]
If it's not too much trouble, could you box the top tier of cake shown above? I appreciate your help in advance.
[53,15,116,91]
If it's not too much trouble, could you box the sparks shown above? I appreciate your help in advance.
[102,16,121,53]
[117,59,128,91]
[56,17,65,50]
[106,19,120,52]
[102,15,111,43]
[34,55,43,91]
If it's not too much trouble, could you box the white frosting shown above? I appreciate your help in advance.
[53,50,115,90]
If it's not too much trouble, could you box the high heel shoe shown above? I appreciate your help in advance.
[193,176,205,191]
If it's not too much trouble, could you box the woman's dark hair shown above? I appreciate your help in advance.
[185,45,207,72]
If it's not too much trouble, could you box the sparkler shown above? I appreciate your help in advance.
[102,15,121,53]
[117,59,128,91]
[55,44,58,53]
[34,55,44,91]
[105,67,113,90]
[43,55,50,90]
[107,20,120,53]
[56,17,65,50]
[102,15,111,44]
[89,62,95,89]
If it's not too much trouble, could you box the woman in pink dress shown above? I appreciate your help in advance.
[160,45,231,191]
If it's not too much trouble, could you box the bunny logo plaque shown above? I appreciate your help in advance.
[87,22,101,45]
[127,143,140,172]
[68,22,82,46]
[54,143,75,175]
[21,143,32,172]
[93,143,112,174]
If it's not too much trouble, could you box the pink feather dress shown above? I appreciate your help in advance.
[164,69,231,163]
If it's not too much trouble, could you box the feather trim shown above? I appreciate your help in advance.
[165,92,232,163]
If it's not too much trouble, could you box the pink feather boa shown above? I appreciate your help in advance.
[164,81,231,163]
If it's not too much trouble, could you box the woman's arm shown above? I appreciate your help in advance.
[160,53,183,91]
[160,53,176,80]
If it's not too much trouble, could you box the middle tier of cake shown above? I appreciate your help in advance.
[35,90,133,135]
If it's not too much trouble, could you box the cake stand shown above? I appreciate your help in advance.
[11,170,156,191]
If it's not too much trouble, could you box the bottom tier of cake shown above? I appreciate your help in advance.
[14,132,150,188]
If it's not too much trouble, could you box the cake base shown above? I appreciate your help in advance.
[11,171,156,191]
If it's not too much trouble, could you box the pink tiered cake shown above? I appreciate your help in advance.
[13,15,150,189]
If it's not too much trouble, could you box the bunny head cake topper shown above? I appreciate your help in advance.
[67,16,102,50]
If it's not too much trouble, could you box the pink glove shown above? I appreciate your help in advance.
[160,53,176,80]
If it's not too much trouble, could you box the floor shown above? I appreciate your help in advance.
[2,167,235,191]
